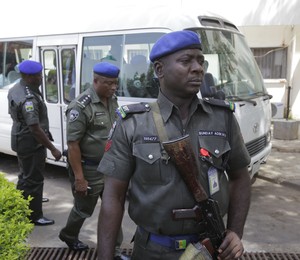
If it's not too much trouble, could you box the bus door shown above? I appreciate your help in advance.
[40,46,76,164]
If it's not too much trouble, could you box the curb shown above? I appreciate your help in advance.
[272,145,300,153]
[271,140,300,153]
[256,174,300,191]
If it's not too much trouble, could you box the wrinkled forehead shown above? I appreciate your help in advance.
[161,48,204,61]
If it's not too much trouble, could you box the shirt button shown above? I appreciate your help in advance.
[148,154,153,160]
[215,149,220,154]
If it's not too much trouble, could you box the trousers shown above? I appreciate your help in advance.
[60,164,123,255]
[16,146,46,221]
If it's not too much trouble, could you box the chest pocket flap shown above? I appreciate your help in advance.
[198,136,230,158]
[133,143,161,164]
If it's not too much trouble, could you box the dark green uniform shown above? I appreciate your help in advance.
[60,86,122,250]
[7,79,50,221]
[98,91,251,259]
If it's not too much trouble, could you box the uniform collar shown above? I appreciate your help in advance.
[157,90,213,122]
[88,86,101,103]
[88,86,117,106]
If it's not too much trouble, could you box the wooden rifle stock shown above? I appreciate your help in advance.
[162,135,208,202]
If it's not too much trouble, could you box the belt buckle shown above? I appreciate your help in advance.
[175,239,187,250]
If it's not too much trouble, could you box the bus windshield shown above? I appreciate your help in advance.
[198,29,267,100]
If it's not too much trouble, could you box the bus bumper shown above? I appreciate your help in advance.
[247,141,272,179]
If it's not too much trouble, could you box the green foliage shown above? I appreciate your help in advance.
[0,173,34,260]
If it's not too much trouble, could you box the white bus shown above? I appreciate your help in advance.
[0,6,272,177]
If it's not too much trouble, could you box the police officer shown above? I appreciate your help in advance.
[7,60,62,226]
[59,62,123,256]
[97,31,251,259]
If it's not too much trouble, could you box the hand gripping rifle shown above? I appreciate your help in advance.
[162,135,226,259]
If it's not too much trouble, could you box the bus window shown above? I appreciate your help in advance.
[122,33,162,98]
[198,29,265,99]
[81,33,162,98]
[62,48,76,102]
[0,40,32,88]
[81,35,123,94]
[43,50,58,103]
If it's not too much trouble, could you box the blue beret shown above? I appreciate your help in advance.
[93,62,120,78]
[18,60,43,75]
[150,30,202,62]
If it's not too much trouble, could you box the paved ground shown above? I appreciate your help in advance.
[1,136,300,254]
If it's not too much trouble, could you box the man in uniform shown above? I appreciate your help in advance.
[97,31,251,259]
[7,60,62,226]
[59,62,123,257]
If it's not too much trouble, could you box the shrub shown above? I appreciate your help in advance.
[0,173,34,260]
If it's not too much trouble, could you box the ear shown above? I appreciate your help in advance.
[153,60,164,79]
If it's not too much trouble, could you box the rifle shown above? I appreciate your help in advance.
[162,135,226,260]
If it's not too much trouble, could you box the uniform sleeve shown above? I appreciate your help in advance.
[66,104,88,142]
[97,118,134,181]
[21,97,40,126]
[227,113,251,171]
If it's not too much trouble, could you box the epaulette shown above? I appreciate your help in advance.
[116,102,151,119]
[203,97,235,112]
[24,86,34,99]
[76,94,91,109]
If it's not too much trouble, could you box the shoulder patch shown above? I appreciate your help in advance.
[116,102,151,119]
[203,97,235,112]
[76,94,91,109]
[69,109,80,122]
[24,101,34,112]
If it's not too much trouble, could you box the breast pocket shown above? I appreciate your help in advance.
[91,113,110,138]
[133,143,170,185]
[198,136,231,170]
[93,112,109,127]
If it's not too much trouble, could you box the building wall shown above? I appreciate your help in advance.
[239,25,300,119]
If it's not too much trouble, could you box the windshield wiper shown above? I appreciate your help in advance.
[251,91,273,100]
[227,95,257,106]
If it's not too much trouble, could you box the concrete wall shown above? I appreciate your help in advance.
[239,25,300,119]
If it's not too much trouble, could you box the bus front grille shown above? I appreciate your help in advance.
[245,134,267,157]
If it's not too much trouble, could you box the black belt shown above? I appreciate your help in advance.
[82,158,100,166]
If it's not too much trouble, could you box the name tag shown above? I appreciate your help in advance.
[143,136,159,143]
[199,131,226,138]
